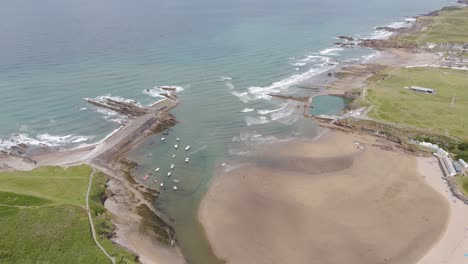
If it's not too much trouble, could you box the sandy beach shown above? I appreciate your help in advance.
[0,96,186,264]
[199,131,450,264]
[417,157,468,264]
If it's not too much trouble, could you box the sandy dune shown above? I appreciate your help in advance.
[200,131,449,264]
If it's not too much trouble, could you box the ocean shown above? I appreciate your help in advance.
[0,0,455,263]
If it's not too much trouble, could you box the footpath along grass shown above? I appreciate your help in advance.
[0,165,137,264]
[366,67,468,141]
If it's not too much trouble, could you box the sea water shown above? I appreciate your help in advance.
[311,95,351,116]
[0,0,455,263]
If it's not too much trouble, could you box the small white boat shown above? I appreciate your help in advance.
[172,154,176,159]
[143,175,149,180]
[185,145,191,151]
[176,137,180,142]
[173,186,178,191]
[173,179,181,183]
[152,179,158,183]
[167,172,172,177]
[174,144,178,149]
[155,168,160,172]
[185,157,190,163]
[161,137,165,141]
[160,183,164,187]
[170,164,175,169]
[221,163,226,166]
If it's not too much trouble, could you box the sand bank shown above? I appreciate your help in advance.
[200,131,449,264]
[417,157,468,264]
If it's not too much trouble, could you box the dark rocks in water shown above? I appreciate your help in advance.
[268,93,310,103]
[375,26,405,33]
[334,42,355,48]
[85,97,148,117]
[327,72,333,77]
[337,36,354,41]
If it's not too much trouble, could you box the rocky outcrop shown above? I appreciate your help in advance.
[268,93,310,102]
[334,42,356,48]
[359,39,417,50]
[337,36,354,41]
[86,98,148,117]
[375,26,406,33]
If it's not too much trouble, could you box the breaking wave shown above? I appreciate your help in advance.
[0,133,91,150]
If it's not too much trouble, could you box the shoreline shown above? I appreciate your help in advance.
[199,3,468,264]
[0,93,187,264]
[0,2,465,264]
[416,157,468,264]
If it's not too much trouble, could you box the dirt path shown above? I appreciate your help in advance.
[86,168,115,264]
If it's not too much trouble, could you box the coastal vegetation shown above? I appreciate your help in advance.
[366,67,468,140]
[0,165,137,264]
[397,7,468,45]
[455,176,468,195]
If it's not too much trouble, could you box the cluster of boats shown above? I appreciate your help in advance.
[142,136,192,191]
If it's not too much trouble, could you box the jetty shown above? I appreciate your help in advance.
[85,91,181,168]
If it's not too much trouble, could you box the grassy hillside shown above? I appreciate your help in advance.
[397,7,468,44]
[366,67,468,140]
[0,165,137,264]
[455,176,468,196]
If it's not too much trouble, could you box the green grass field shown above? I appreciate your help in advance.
[397,7,468,44]
[455,176,468,196]
[0,165,137,264]
[366,67,468,140]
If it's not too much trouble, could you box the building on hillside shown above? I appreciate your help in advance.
[453,161,463,173]
[409,86,437,94]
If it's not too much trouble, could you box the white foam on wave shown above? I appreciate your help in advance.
[225,82,235,90]
[231,91,254,104]
[387,18,415,29]
[368,17,416,40]
[232,131,278,143]
[368,30,394,40]
[244,62,338,102]
[0,133,91,150]
[296,55,334,65]
[241,108,255,113]
[95,94,142,107]
[290,62,307,67]
[257,103,288,115]
[220,76,233,81]
[361,50,381,63]
[319,47,344,56]
[95,108,128,124]
[143,85,185,98]
[270,104,296,121]
[245,116,271,126]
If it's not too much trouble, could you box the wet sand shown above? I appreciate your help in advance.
[199,131,449,264]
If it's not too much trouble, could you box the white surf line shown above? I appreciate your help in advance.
[86,168,115,264]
